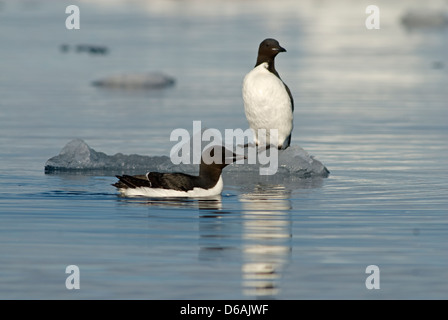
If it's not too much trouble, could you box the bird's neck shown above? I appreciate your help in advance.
[199,164,223,188]
[255,57,280,78]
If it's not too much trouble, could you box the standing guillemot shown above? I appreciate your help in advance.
[113,146,245,198]
[242,38,294,150]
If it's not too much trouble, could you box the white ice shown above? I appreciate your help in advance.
[45,139,330,178]
[92,72,175,89]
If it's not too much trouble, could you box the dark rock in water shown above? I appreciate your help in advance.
[432,61,444,69]
[76,44,109,55]
[91,73,176,90]
[60,44,70,53]
[59,44,109,55]
[401,10,448,30]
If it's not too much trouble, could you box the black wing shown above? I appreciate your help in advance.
[281,81,294,150]
[147,172,198,191]
[113,175,151,189]
[283,81,294,112]
[113,172,198,192]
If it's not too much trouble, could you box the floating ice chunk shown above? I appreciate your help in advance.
[45,139,194,174]
[228,145,329,177]
[278,145,329,176]
[45,139,329,178]
[92,72,175,89]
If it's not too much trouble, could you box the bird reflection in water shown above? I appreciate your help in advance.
[119,195,223,211]
[239,184,292,297]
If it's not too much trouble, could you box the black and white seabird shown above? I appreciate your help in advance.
[242,38,294,150]
[113,146,244,198]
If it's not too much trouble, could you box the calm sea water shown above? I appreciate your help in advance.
[1,0,447,299]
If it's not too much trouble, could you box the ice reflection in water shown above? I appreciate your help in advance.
[239,185,292,297]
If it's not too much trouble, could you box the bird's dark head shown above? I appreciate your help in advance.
[258,38,286,59]
[201,145,245,170]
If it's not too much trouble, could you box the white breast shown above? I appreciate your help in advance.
[242,62,293,148]
[119,175,224,198]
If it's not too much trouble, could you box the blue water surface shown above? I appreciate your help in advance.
[0,0,447,299]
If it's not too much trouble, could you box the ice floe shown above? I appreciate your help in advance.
[45,139,330,178]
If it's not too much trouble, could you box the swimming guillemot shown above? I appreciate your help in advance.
[113,146,245,198]
[242,38,294,150]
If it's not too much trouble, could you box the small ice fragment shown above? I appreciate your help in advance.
[92,72,175,89]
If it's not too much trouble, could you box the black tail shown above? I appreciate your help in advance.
[282,134,291,150]
[112,175,151,189]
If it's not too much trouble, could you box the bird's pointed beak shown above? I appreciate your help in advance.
[225,153,246,164]
[273,46,286,53]
[279,46,286,52]
[227,154,246,161]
